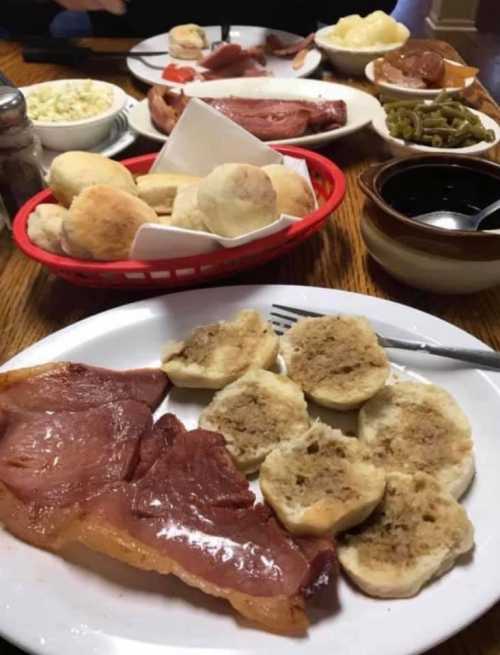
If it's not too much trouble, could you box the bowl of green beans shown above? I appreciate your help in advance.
[372,92,499,156]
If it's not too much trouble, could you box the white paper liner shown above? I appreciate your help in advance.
[131,98,317,261]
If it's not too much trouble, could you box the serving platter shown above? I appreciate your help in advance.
[128,78,383,147]
[127,26,322,88]
[1,284,500,655]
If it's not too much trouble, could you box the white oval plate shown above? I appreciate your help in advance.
[127,26,322,88]
[128,78,383,147]
[1,284,500,655]
[372,105,500,156]
[365,58,476,98]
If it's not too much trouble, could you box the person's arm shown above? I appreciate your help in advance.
[52,0,126,14]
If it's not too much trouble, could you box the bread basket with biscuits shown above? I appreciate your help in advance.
[13,99,345,289]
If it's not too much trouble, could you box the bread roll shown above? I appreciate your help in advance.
[61,185,157,261]
[137,173,201,215]
[27,203,68,254]
[262,165,315,218]
[199,369,311,474]
[281,315,390,410]
[338,472,474,598]
[162,309,279,389]
[359,382,475,499]
[164,183,208,232]
[169,24,208,60]
[260,422,386,535]
[48,151,137,207]
[198,164,278,238]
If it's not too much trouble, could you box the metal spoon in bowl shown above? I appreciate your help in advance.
[414,198,500,231]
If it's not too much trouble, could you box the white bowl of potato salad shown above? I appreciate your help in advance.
[315,11,410,76]
[22,79,127,151]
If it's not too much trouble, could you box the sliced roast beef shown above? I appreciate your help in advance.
[148,86,348,140]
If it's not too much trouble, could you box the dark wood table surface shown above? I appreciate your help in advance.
[1,37,500,655]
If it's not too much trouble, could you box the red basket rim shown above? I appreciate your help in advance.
[13,145,346,273]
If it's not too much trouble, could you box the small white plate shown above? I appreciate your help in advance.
[1,285,500,655]
[372,105,500,156]
[126,25,322,88]
[365,58,476,98]
[128,78,383,147]
[40,96,138,171]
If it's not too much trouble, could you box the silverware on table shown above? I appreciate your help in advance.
[270,303,500,371]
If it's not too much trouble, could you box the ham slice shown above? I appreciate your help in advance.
[0,363,168,547]
[148,86,348,141]
[266,33,315,57]
[199,43,269,81]
[0,365,336,634]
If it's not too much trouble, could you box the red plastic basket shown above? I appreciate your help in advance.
[13,145,345,289]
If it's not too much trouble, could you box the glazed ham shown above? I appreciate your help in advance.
[148,85,348,140]
[266,32,315,57]
[200,43,269,80]
[0,364,336,634]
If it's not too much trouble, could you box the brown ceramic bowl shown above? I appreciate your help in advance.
[358,154,500,293]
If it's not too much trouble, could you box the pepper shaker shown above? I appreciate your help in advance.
[0,87,45,230]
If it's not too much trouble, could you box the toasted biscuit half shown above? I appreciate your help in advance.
[281,315,390,410]
[199,369,310,474]
[359,382,474,499]
[260,422,386,536]
[338,472,474,598]
[162,309,279,389]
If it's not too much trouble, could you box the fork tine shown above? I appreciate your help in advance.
[270,311,298,323]
[270,321,285,335]
[272,304,324,319]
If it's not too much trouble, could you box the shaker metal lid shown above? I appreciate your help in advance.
[0,87,27,127]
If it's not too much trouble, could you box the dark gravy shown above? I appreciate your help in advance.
[381,164,500,223]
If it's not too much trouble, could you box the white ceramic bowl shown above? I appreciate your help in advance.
[372,106,500,157]
[22,79,127,151]
[314,25,408,76]
[365,58,476,99]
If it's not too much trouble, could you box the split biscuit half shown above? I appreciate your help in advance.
[260,422,386,536]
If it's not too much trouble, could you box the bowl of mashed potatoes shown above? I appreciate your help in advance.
[315,11,410,76]
[23,79,127,151]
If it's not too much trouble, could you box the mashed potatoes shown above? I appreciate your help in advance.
[326,11,409,49]
[27,80,113,122]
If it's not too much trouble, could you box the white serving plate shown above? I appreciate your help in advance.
[372,105,500,156]
[365,58,476,98]
[128,78,383,147]
[1,284,500,655]
[127,26,322,88]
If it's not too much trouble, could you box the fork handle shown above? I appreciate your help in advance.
[385,338,500,370]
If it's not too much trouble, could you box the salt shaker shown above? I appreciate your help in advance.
[0,87,45,230]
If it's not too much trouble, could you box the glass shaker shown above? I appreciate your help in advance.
[0,86,45,231]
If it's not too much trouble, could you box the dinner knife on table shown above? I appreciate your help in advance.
[22,39,168,65]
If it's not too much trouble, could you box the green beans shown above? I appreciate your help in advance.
[383,93,495,148]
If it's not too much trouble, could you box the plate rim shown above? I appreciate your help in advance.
[1,284,500,655]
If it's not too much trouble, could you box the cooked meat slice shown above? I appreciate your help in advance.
[0,362,168,412]
[266,33,315,57]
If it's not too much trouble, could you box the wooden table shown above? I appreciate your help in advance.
[1,37,500,655]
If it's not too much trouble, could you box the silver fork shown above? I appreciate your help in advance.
[211,23,231,51]
[270,303,500,371]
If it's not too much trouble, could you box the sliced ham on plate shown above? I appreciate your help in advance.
[0,364,336,634]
